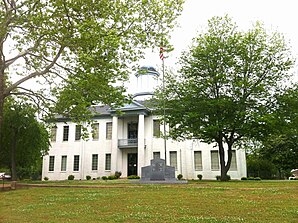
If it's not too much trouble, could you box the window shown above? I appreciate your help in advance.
[194,151,203,171]
[61,156,67,171]
[105,154,111,170]
[106,122,112,140]
[75,125,81,141]
[211,151,219,170]
[49,156,55,171]
[73,155,80,171]
[230,150,237,171]
[170,151,177,170]
[153,152,160,159]
[50,126,57,142]
[92,154,98,171]
[153,120,160,137]
[63,126,69,141]
[91,123,99,140]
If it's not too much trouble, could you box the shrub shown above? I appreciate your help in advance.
[248,176,255,180]
[127,175,140,179]
[102,176,108,181]
[241,177,247,180]
[86,175,91,180]
[216,175,221,181]
[197,174,203,180]
[97,177,101,180]
[177,174,183,180]
[115,171,122,179]
[254,177,262,181]
[43,177,49,181]
[108,175,117,180]
[226,175,231,181]
[68,175,75,180]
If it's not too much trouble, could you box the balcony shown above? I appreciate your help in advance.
[118,139,138,148]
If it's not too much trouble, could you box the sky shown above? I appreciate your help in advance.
[129,0,298,92]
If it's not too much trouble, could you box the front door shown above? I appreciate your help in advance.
[127,153,138,176]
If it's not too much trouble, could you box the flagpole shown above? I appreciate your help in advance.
[161,48,167,165]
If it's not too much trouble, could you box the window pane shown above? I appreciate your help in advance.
[49,156,55,171]
[92,123,99,140]
[170,151,177,170]
[153,120,160,137]
[51,127,57,142]
[75,125,81,141]
[230,150,237,171]
[73,155,80,171]
[194,151,203,171]
[105,154,111,170]
[153,152,160,159]
[61,156,67,171]
[63,126,69,141]
[92,154,98,171]
[106,122,112,140]
[211,151,219,170]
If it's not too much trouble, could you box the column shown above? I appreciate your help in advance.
[138,114,145,176]
[111,116,118,173]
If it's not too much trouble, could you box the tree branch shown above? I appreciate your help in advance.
[3,45,65,97]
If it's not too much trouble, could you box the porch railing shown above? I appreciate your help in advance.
[118,138,138,148]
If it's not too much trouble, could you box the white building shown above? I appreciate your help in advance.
[42,66,247,180]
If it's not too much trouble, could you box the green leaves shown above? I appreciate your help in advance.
[157,15,294,145]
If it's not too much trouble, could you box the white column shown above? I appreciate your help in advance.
[138,114,145,176]
[111,116,118,173]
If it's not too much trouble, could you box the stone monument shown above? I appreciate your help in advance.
[140,158,187,184]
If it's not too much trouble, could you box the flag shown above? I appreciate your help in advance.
[159,47,164,60]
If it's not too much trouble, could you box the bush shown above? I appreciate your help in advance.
[86,175,91,180]
[241,177,247,180]
[102,176,108,181]
[197,174,203,180]
[96,177,101,180]
[127,175,140,179]
[216,175,221,181]
[248,176,255,180]
[177,174,183,180]
[43,177,49,181]
[68,175,75,180]
[254,177,262,181]
[115,171,122,179]
[108,175,117,180]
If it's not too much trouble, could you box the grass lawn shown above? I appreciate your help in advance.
[0,180,297,223]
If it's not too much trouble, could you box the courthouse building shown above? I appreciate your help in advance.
[42,66,246,180]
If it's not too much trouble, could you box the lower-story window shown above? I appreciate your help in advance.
[194,151,203,171]
[73,155,80,171]
[230,150,237,171]
[211,150,220,170]
[105,154,111,170]
[92,154,98,171]
[170,151,177,170]
[61,155,67,171]
[49,156,55,171]
[153,152,160,159]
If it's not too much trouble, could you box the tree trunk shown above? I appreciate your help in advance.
[218,132,233,181]
[10,130,17,181]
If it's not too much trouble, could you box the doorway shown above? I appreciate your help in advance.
[127,153,138,176]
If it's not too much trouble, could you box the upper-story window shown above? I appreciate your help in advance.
[91,123,99,140]
[63,126,69,141]
[153,120,160,137]
[106,122,112,140]
[50,126,57,142]
[75,125,82,141]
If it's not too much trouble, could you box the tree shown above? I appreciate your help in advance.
[257,85,298,177]
[156,16,294,180]
[1,101,50,180]
[0,0,184,150]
